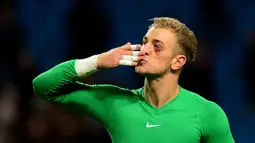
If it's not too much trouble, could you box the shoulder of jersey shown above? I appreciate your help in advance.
[180,87,213,105]
[181,87,221,111]
[130,87,144,97]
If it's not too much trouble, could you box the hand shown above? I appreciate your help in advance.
[97,42,144,69]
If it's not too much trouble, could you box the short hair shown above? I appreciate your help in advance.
[148,17,197,67]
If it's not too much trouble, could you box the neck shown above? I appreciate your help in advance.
[144,73,180,108]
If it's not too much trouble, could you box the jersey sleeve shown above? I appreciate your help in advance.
[32,60,129,124]
[203,101,235,143]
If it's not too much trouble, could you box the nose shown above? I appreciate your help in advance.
[141,44,152,55]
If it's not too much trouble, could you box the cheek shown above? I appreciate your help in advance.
[156,58,172,70]
[157,63,170,71]
[149,59,170,72]
[155,57,172,66]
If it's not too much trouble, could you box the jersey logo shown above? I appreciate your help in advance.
[146,122,161,128]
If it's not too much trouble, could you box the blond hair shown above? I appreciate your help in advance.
[149,17,197,67]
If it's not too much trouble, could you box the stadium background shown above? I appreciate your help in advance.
[0,0,254,142]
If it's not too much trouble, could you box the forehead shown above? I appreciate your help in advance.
[144,27,176,46]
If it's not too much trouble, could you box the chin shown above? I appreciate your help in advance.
[135,66,151,76]
[135,66,146,73]
[135,70,159,79]
[135,66,164,79]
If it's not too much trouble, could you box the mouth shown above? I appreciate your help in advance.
[140,60,147,64]
[138,59,147,65]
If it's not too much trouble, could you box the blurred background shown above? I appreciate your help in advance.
[0,0,254,142]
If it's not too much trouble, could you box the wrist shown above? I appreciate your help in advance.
[96,54,103,69]
[75,55,99,78]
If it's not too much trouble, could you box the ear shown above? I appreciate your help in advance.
[170,55,186,71]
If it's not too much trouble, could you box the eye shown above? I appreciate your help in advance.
[154,44,161,52]
[154,44,159,48]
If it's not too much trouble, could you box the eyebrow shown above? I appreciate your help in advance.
[143,36,164,45]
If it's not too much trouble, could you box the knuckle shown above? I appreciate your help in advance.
[118,49,124,55]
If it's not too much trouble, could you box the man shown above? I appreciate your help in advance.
[33,17,235,143]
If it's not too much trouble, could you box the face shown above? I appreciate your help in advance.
[135,27,185,77]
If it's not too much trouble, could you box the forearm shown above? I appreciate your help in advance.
[32,55,99,99]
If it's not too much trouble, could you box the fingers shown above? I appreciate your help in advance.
[119,60,139,66]
[119,60,133,66]
[122,50,144,56]
[122,55,143,61]
[131,44,142,50]
[121,43,142,51]
[119,55,143,66]
[118,43,144,66]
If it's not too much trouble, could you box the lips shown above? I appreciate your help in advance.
[139,59,147,64]
[141,60,147,63]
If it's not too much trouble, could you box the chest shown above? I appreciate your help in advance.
[106,101,202,143]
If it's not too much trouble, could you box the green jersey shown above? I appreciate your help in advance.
[33,60,235,143]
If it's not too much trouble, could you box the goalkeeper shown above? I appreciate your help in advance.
[33,17,235,143]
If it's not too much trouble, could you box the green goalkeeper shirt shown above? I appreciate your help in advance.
[32,60,235,143]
